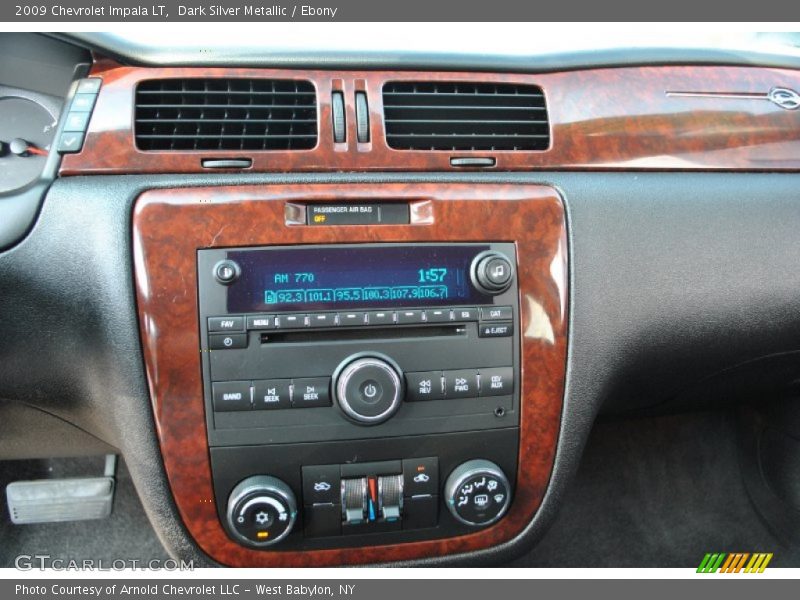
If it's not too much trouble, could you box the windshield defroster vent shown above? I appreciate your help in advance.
[135,78,318,151]
[383,81,549,151]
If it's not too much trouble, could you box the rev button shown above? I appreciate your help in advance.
[405,371,444,401]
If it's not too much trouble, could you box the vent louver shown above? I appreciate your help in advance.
[383,82,549,151]
[135,78,317,151]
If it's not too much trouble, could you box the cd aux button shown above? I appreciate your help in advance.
[478,367,514,397]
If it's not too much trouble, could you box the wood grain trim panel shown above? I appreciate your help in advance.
[62,63,800,175]
[133,183,567,566]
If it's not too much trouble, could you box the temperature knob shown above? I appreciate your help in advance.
[226,475,298,547]
[444,459,511,526]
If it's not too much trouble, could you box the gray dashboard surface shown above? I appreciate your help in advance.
[1,172,800,565]
[56,32,800,72]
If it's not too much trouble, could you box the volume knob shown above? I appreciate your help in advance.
[334,354,404,425]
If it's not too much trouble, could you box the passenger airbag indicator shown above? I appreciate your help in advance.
[306,203,409,226]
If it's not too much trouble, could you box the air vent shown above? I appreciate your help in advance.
[135,79,317,151]
[383,82,549,151]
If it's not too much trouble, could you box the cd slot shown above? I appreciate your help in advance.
[260,324,466,344]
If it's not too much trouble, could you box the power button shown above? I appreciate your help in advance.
[214,259,241,285]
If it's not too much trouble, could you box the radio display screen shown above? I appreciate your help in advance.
[225,244,494,312]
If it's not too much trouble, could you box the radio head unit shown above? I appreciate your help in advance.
[197,242,521,550]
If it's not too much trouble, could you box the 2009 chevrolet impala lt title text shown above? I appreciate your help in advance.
[178,4,338,17]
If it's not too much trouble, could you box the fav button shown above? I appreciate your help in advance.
[292,377,331,408]
[208,316,245,332]
[252,379,292,409]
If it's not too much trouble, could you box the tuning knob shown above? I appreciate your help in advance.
[226,476,298,547]
[445,459,511,526]
[333,354,404,425]
[471,251,514,295]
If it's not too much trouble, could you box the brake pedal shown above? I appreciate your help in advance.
[6,455,116,524]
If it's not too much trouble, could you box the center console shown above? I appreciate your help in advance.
[200,242,520,549]
[133,183,567,565]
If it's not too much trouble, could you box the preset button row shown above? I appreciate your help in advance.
[207,306,517,333]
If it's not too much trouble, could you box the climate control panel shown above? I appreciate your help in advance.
[221,450,514,549]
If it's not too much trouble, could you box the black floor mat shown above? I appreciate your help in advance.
[512,409,800,567]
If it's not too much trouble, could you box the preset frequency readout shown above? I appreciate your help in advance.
[264,268,452,306]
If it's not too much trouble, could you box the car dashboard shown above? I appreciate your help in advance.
[2,31,800,568]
